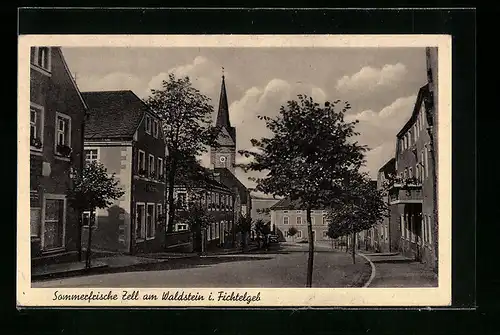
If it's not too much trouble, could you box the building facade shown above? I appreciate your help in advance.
[81,90,166,254]
[389,84,437,266]
[173,175,236,251]
[270,198,330,242]
[30,47,87,266]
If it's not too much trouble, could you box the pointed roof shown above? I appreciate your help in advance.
[216,75,230,128]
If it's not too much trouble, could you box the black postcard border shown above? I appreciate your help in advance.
[13,7,477,335]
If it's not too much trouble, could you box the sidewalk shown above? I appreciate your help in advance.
[361,252,438,287]
[31,253,198,281]
[32,246,260,281]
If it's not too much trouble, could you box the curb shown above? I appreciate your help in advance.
[32,264,109,281]
[357,253,376,288]
[31,255,201,282]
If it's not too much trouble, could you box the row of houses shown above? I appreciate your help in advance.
[359,47,439,270]
[30,47,251,267]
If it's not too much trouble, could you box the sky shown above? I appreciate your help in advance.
[62,46,427,194]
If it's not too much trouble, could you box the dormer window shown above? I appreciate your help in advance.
[30,47,51,73]
[145,115,152,134]
[153,119,159,138]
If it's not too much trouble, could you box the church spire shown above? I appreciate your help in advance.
[216,70,231,128]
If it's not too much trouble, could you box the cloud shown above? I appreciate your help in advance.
[336,63,408,94]
[146,56,223,101]
[76,72,145,97]
[345,95,417,178]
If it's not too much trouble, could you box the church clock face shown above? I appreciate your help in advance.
[219,156,227,167]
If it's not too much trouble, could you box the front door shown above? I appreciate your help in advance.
[42,197,66,250]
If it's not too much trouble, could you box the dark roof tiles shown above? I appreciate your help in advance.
[82,90,151,139]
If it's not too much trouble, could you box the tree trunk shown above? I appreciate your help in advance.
[388,197,392,252]
[85,210,93,269]
[345,235,349,253]
[77,214,83,262]
[166,159,177,237]
[306,208,314,288]
[352,231,356,264]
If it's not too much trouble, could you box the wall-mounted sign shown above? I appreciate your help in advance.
[146,184,158,193]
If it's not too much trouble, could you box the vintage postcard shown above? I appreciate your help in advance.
[18,35,451,307]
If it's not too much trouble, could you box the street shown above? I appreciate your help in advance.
[32,242,370,288]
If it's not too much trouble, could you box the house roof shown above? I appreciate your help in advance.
[82,90,151,139]
[397,84,429,138]
[378,158,396,177]
[214,168,251,203]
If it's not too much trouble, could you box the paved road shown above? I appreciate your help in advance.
[32,242,370,288]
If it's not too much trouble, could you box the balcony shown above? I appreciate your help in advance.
[389,178,423,204]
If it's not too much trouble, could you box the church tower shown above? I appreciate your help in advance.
[210,74,236,174]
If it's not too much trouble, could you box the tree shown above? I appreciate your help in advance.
[179,190,215,253]
[287,226,298,242]
[327,172,388,264]
[145,74,220,237]
[253,219,272,249]
[239,95,366,287]
[68,161,124,269]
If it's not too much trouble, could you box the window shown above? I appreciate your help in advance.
[136,203,146,240]
[296,210,302,214]
[82,210,97,229]
[146,203,155,239]
[283,216,289,225]
[138,150,146,175]
[55,113,71,155]
[145,115,152,134]
[421,107,426,129]
[416,164,420,181]
[428,216,433,244]
[283,210,289,214]
[221,195,226,211]
[42,196,66,250]
[31,47,51,72]
[311,217,315,225]
[322,215,326,224]
[147,154,155,178]
[177,193,187,209]
[30,104,43,149]
[296,216,302,225]
[84,149,99,165]
[153,119,159,138]
[403,169,407,179]
[215,193,220,210]
[416,118,420,133]
[408,167,413,179]
[176,224,188,232]
[156,204,163,225]
[30,208,41,237]
[157,157,164,179]
[296,230,302,238]
[414,124,418,140]
[424,146,429,178]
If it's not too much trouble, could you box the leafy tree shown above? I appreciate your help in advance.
[178,190,215,253]
[68,161,124,269]
[239,95,366,287]
[235,214,252,251]
[327,172,388,264]
[287,226,298,242]
[145,74,220,235]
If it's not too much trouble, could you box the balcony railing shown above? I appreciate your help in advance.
[389,181,423,204]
